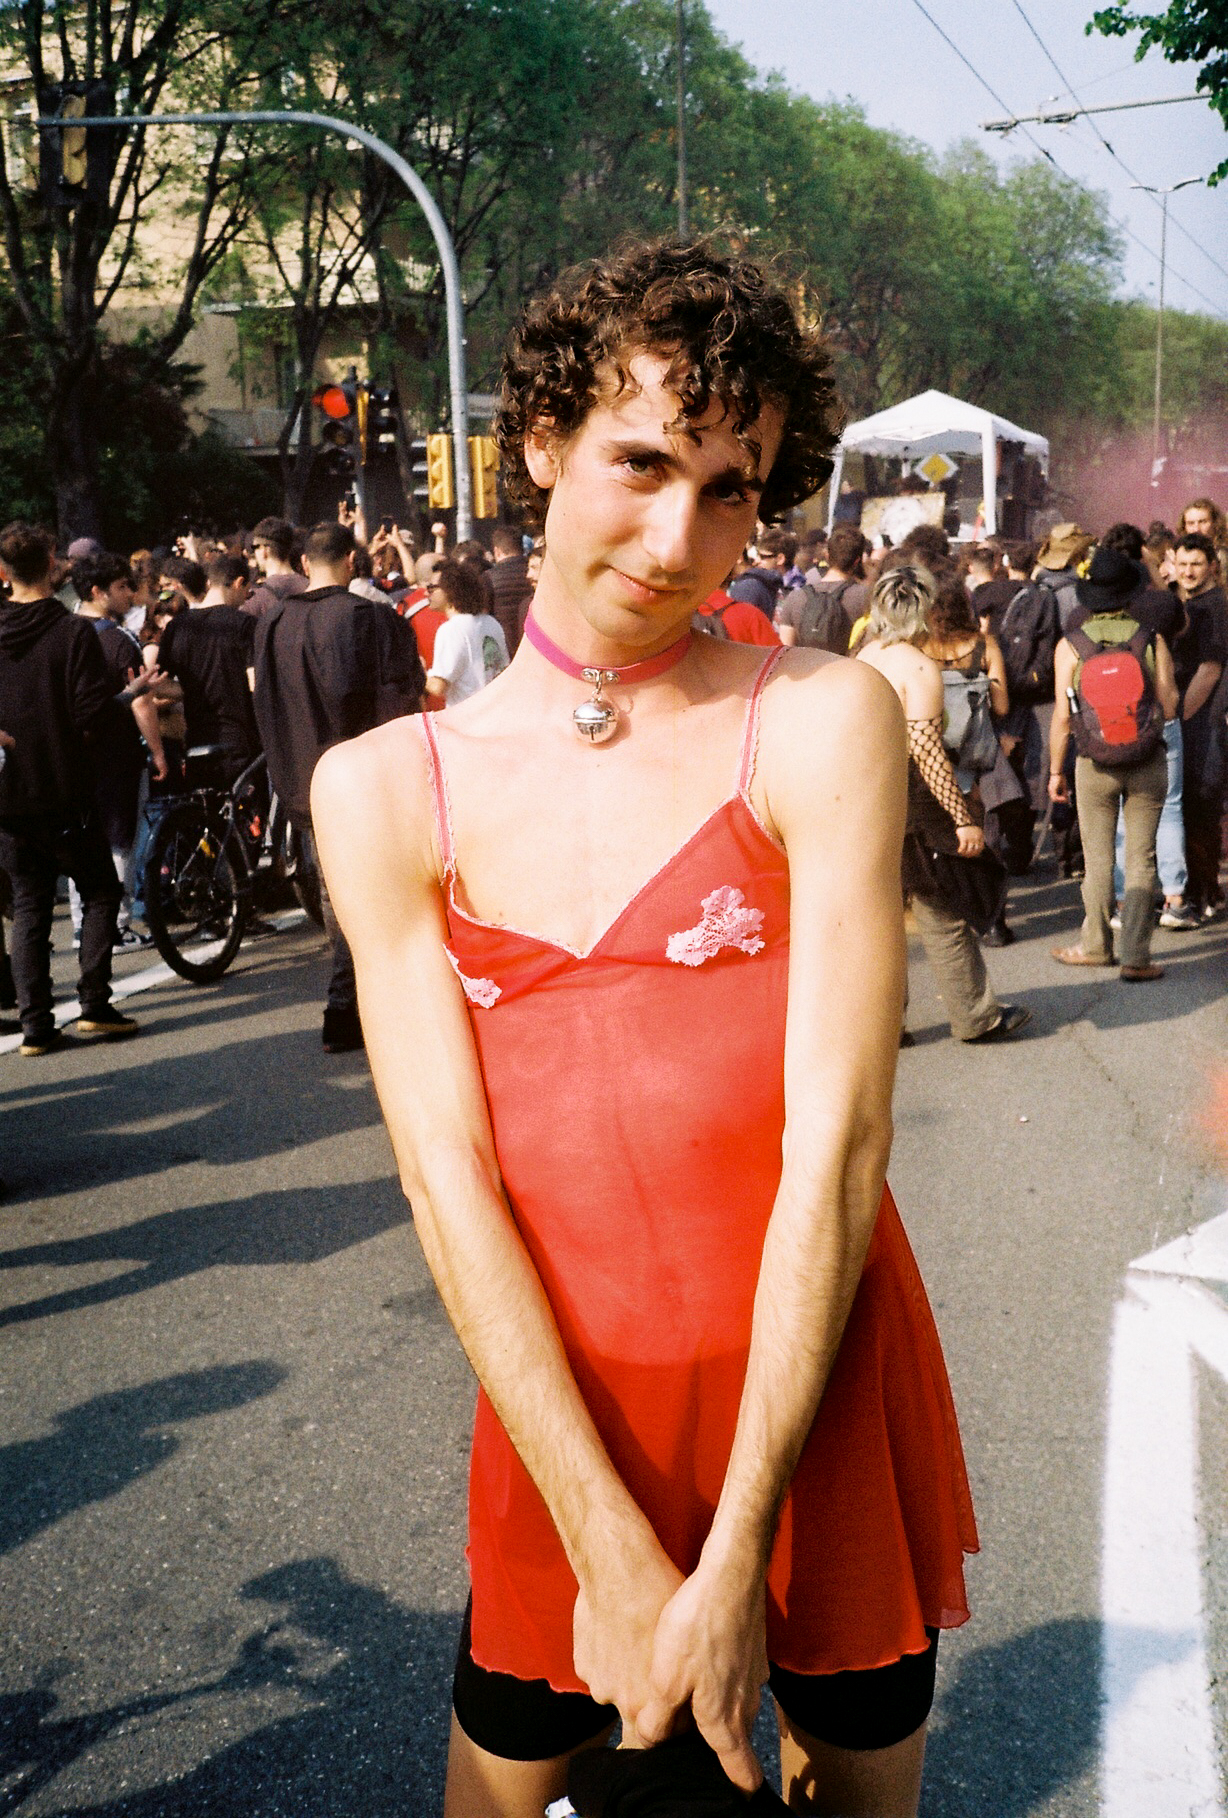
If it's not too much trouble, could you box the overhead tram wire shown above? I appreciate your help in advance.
[1005,0,1228,293]
[905,0,1225,317]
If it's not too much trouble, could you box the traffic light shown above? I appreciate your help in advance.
[426,434,454,510]
[368,387,400,458]
[39,82,114,210]
[468,435,499,520]
[312,374,362,475]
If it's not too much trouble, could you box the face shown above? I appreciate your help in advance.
[252,543,272,575]
[524,350,784,649]
[1183,506,1214,539]
[103,577,134,619]
[1175,547,1213,596]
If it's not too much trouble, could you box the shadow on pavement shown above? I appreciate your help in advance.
[0,1361,285,1556]
[0,1178,411,1328]
[0,1020,383,1205]
[5,1558,459,1816]
[922,1616,1099,1814]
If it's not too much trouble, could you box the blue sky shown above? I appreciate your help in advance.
[703,0,1228,318]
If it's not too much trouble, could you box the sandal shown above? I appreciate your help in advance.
[1052,945,1115,967]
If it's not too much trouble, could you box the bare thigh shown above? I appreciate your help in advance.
[777,1705,927,1816]
[443,1711,616,1818]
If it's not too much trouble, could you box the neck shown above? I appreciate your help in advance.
[79,601,108,619]
[199,592,225,608]
[6,578,53,603]
[265,559,295,577]
[306,567,348,591]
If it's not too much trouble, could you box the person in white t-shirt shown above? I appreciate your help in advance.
[425,558,510,707]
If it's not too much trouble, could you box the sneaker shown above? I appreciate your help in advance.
[243,915,281,940]
[1201,902,1224,924]
[964,1004,1032,1043]
[1121,963,1165,982]
[113,927,153,952]
[76,1006,140,1040]
[18,1027,78,1058]
[1159,902,1200,930]
[322,1005,364,1054]
[1109,908,1122,931]
[982,920,1016,948]
[70,932,81,952]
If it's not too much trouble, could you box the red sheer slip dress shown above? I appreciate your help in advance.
[418,648,978,1691]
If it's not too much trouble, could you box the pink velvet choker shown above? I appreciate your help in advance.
[522,611,693,744]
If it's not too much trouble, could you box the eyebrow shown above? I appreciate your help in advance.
[601,437,765,493]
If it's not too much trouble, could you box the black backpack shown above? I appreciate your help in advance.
[693,603,732,639]
[783,580,853,655]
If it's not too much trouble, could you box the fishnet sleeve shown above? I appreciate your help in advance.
[907,716,973,828]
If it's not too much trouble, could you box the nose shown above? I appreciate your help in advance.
[640,480,699,579]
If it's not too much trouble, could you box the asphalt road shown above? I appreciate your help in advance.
[2,868,1226,1816]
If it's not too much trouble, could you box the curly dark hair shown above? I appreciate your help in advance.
[495,239,842,529]
[928,575,979,638]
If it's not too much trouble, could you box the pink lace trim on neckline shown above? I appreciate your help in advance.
[665,886,765,967]
[445,946,501,1008]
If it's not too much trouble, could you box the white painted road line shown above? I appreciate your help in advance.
[0,910,307,1056]
[1101,1216,1228,1818]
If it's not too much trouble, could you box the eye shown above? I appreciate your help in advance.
[621,453,658,478]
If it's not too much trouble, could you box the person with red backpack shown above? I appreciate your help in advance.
[1048,546,1178,980]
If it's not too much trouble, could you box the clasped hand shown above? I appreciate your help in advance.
[573,1541,767,1794]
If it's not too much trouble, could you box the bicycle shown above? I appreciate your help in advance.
[143,748,321,983]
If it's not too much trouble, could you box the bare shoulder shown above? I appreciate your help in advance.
[763,647,905,766]
[311,713,439,887]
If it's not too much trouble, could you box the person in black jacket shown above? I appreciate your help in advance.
[0,523,157,1055]
[974,539,1060,833]
[254,520,425,1052]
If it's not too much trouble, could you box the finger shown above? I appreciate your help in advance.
[633,1696,675,1747]
[701,1724,761,1795]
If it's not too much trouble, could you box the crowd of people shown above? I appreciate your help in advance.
[0,482,1223,1059]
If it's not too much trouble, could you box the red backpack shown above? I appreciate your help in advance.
[1067,610,1163,767]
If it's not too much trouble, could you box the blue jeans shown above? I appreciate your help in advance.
[1114,718,1185,900]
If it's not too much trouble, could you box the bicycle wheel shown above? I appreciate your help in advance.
[144,803,250,983]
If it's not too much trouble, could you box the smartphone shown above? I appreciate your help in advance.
[380,516,394,533]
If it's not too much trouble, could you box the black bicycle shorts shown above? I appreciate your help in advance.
[451,1599,939,1762]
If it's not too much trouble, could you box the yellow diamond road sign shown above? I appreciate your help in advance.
[916,452,958,486]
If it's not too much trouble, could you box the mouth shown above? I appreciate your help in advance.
[611,569,688,604]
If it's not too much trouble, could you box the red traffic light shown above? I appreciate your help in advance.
[314,385,352,420]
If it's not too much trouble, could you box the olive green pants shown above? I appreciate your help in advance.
[1074,747,1166,968]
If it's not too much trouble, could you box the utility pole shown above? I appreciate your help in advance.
[675,0,688,239]
[1130,177,1203,485]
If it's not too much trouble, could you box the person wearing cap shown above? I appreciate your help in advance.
[1047,547,1178,980]
[1034,523,1095,633]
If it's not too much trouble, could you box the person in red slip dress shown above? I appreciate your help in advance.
[312,242,977,1818]
[697,586,781,647]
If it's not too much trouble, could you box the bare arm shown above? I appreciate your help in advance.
[311,731,682,1724]
[1154,635,1178,722]
[1183,659,1222,720]
[1048,638,1076,800]
[637,658,908,1785]
[984,633,1010,717]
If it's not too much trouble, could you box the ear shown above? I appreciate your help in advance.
[523,421,560,491]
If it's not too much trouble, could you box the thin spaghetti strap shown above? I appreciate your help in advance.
[416,713,456,877]
[736,648,787,797]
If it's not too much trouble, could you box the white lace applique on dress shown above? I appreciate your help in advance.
[665,886,765,967]
[445,946,502,1008]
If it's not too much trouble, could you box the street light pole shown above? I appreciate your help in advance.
[32,108,474,537]
[675,0,688,239]
[1130,176,1203,486]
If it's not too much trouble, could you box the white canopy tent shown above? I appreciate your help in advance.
[827,388,1049,537]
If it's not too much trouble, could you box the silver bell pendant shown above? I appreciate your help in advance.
[573,668,620,744]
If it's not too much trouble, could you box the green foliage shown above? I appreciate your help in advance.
[1088,2,1228,180]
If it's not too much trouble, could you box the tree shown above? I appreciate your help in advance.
[0,0,287,538]
[1087,2,1228,181]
